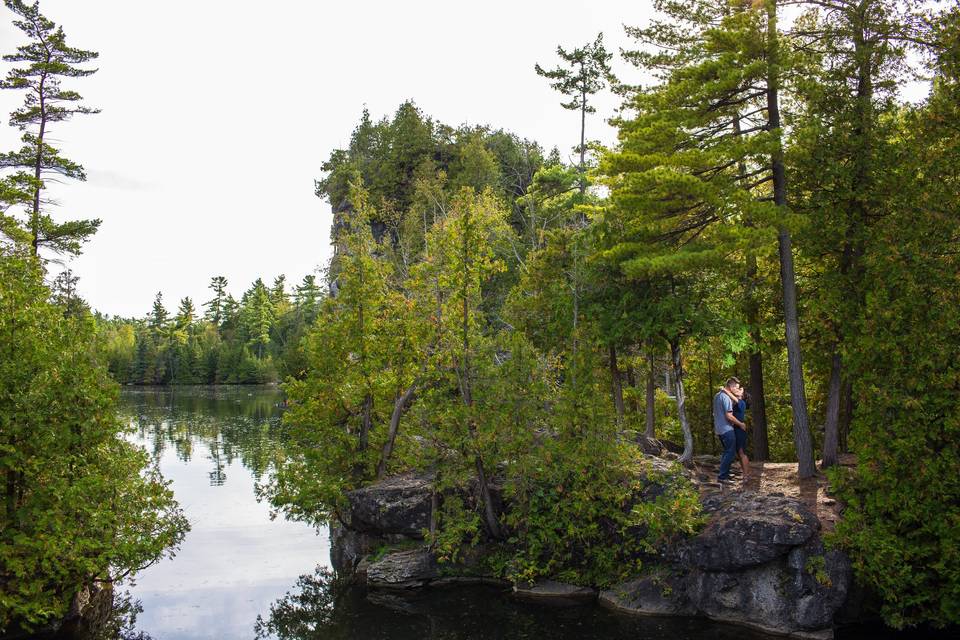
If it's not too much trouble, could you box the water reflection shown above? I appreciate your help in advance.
[255,567,779,640]
[118,386,329,640]
[123,385,287,485]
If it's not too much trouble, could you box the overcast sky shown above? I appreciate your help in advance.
[0,0,656,317]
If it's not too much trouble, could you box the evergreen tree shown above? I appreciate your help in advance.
[148,291,168,330]
[271,274,288,307]
[204,275,228,325]
[535,33,613,194]
[0,0,100,257]
[294,274,322,320]
[175,296,195,329]
[242,279,274,359]
[616,0,815,475]
[50,268,87,317]
[790,0,930,468]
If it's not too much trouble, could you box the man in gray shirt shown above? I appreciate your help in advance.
[714,377,746,482]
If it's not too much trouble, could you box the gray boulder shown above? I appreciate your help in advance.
[691,538,851,636]
[330,520,382,574]
[345,473,433,537]
[672,493,820,571]
[599,567,695,617]
[602,494,852,638]
[366,548,439,589]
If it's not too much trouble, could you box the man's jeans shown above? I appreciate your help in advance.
[718,430,737,480]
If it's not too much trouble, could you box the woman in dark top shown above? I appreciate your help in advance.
[732,386,751,482]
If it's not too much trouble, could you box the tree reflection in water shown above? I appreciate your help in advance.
[119,386,287,486]
[255,567,778,640]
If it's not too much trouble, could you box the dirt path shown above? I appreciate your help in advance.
[690,453,856,531]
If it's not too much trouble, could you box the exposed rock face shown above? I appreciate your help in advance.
[333,462,853,638]
[345,472,433,537]
[330,520,381,574]
[671,493,821,571]
[367,548,439,589]
[601,494,851,638]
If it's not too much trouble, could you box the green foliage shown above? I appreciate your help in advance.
[829,24,960,625]
[316,101,547,270]
[0,249,187,632]
[535,32,614,190]
[266,159,704,589]
[503,443,703,587]
[264,186,418,526]
[0,0,101,256]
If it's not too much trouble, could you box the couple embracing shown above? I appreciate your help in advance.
[713,376,751,484]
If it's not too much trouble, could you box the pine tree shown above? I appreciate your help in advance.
[294,274,321,310]
[790,0,930,468]
[615,0,815,475]
[535,33,613,195]
[148,292,168,330]
[242,279,274,359]
[0,0,100,257]
[204,276,228,326]
[270,274,288,307]
[49,268,86,316]
[176,297,195,329]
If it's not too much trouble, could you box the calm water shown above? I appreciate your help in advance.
[118,386,788,640]
[120,386,327,640]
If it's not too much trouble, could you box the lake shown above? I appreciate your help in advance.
[116,386,788,640]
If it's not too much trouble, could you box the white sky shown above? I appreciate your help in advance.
[0,0,652,317]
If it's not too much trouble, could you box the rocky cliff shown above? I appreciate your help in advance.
[330,462,855,639]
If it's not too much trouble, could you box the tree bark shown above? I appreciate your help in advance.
[358,393,372,453]
[645,351,656,439]
[377,384,417,479]
[670,338,694,464]
[578,86,587,195]
[748,347,770,460]
[745,252,771,460]
[767,0,816,478]
[822,351,843,468]
[839,378,853,453]
[474,453,502,539]
[609,344,625,425]
[30,73,48,257]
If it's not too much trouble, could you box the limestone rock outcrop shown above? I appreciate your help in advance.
[331,460,853,638]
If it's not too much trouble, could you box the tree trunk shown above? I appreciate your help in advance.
[745,252,771,460]
[358,393,372,453]
[30,76,48,257]
[767,0,816,478]
[748,347,770,460]
[670,339,694,464]
[474,453,502,539]
[645,352,656,439]
[377,384,417,479]
[609,344,625,425]
[839,379,853,453]
[822,351,843,468]
[578,87,587,195]
[625,363,642,415]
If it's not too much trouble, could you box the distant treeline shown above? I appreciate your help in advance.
[96,274,323,384]
[95,111,555,387]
